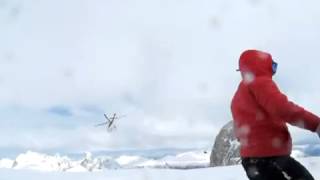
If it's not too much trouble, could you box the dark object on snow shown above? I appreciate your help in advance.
[209,121,240,167]
[242,156,314,180]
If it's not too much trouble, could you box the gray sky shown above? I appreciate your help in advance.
[1,0,320,154]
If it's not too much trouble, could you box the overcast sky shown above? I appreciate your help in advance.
[1,0,320,154]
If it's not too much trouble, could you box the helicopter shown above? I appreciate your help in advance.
[95,113,125,132]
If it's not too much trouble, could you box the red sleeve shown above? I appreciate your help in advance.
[248,77,320,132]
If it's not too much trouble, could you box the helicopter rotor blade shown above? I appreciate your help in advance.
[104,114,112,122]
[108,119,115,128]
[95,122,108,127]
[111,115,126,119]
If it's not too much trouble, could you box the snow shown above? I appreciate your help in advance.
[115,155,145,166]
[291,149,306,158]
[137,151,209,169]
[243,72,255,84]
[1,148,318,172]
[0,167,246,180]
[0,148,319,180]
[12,151,73,172]
[0,150,209,172]
[0,159,14,169]
[1,157,320,180]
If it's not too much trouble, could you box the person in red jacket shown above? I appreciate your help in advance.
[231,49,320,180]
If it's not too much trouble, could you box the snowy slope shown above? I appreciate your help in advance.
[0,148,317,172]
[1,157,320,180]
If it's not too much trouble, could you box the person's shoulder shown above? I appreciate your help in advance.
[249,77,275,89]
[253,76,272,83]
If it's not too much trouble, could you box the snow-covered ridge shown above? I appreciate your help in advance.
[0,150,210,172]
[0,145,318,172]
[2,157,320,180]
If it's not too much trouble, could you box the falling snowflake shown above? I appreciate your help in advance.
[243,72,255,84]
[238,125,251,136]
[272,138,283,149]
[247,166,260,178]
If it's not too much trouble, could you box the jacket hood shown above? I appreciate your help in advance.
[239,50,273,78]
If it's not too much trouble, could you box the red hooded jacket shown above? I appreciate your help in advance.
[231,50,320,158]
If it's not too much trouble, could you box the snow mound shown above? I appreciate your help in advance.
[12,151,72,171]
[291,149,307,158]
[0,158,14,169]
[157,151,209,169]
[115,155,148,168]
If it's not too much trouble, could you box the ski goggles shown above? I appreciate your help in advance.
[272,60,278,75]
[236,60,278,75]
